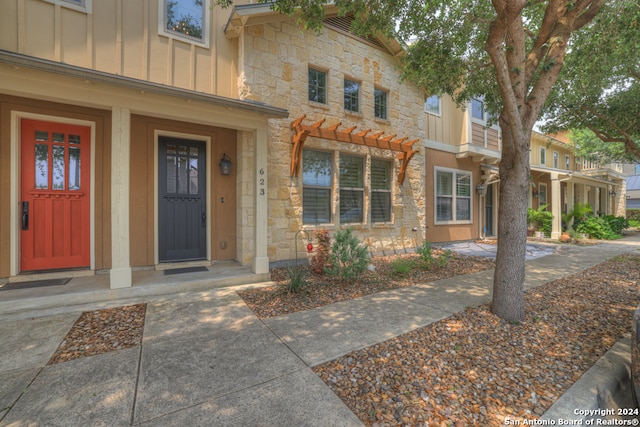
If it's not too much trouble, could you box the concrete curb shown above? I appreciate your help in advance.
[540,335,637,423]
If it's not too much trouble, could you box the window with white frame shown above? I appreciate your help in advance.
[374,88,388,120]
[308,68,327,104]
[435,168,472,223]
[303,150,332,224]
[425,95,441,116]
[160,0,209,46]
[339,155,364,223]
[553,151,559,169]
[565,154,571,170]
[344,79,360,113]
[371,159,392,222]
[539,183,548,206]
[471,98,484,121]
[43,0,92,12]
[540,147,546,166]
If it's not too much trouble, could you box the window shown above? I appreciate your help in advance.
[471,98,484,121]
[371,159,392,222]
[161,0,208,46]
[374,88,388,120]
[425,95,441,116]
[339,155,364,223]
[344,79,360,113]
[539,183,548,206]
[435,169,472,223]
[540,147,546,166]
[303,150,332,224]
[565,155,571,170]
[308,68,327,104]
[553,151,559,169]
[43,0,92,12]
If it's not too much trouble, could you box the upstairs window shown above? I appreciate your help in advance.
[43,0,92,13]
[308,68,328,104]
[540,147,546,166]
[553,151,559,169]
[425,95,441,116]
[344,79,360,113]
[161,0,208,46]
[374,88,388,120]
[471,98,484,121]
[565,155,571,170]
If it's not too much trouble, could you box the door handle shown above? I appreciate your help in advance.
[22,201,29,230]
[201,211,206,227]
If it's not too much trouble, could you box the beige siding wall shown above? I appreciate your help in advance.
[424,95,465,146]
[1,0,240,98]
[530,133,574,171]
[239,21,426,261]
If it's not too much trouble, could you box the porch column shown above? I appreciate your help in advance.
[252,128,269,274]
[110,107,132,289]
[550,173,562,239]
[566,182,575,229]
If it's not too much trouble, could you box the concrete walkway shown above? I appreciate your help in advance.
[1,236,639,426]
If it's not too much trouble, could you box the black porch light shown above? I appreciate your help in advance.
[219,153,232,175]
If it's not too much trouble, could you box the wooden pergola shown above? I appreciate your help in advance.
[290,115,419,185]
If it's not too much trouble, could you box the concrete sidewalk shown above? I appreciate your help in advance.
[1,236,639,426]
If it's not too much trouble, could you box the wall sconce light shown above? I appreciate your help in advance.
[476,184,485,196]
[609,190,616,197]
[219,153,232,176]
[532,191,539,198]
[626,195,631,200]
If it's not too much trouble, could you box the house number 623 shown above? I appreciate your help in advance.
[259,168,265,196]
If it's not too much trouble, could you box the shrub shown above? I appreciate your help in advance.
[575,216,621,240]
[628,219,640,228]
[527,205,553,235]
[309,229,331,275]
[286,266,307,293]
[390,257,416,278]
[567,203,593,230]
[326,228,369,282]
[416,241,451,270]
[602,215,628,235]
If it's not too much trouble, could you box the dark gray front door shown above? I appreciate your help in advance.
[485,184,494,236]
[158,137,206,262]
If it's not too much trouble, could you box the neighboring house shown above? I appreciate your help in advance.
[529,132,625,238]
[224,4,426,260]
[423,96,501,242]
[625,173,640,210]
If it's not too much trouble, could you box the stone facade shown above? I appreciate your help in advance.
[238,20,426,262]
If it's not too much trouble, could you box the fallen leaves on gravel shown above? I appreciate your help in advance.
[239,251,494,319]
[48,303,146,364]
[312,254,640,426]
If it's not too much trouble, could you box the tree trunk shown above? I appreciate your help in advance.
[492,125,531,322]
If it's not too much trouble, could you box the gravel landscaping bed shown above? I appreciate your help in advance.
[238,250,495,319]
[48,303,146,364]
[311,254,640,426]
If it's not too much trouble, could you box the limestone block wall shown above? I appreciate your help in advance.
[239,20,426,262]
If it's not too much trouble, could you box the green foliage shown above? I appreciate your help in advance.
[527,205,553,235]
[566,203,593,230]
[309,229,331,275]
[416,241,451,270]
[326,228,369,282]
[286,266,307,294]
[574,216,626,240]
[390,257,416,278]
[567,129,635,164]
[627,209,640,222]
[627,219,640,228]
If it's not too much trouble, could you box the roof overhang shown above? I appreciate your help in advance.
[530,165,620,187]
[0,49,289,118]
[455,143,501,164]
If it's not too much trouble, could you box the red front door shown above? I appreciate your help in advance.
[20,119,91,271]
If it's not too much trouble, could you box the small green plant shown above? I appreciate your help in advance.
[391,257,415,278]
[416,241,435,268]
[628,219,640,228]
[285,266,307,293]
[326,228,369,282]
[575,216,622,240]
[309,228,331,275]
[527,204,553,235]
[438,249,452,267]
